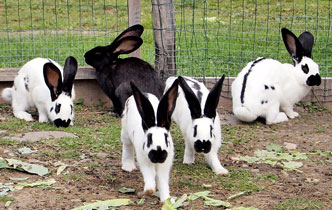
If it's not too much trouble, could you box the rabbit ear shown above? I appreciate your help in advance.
[203,75,225,119]
[113,24,144,43]
[62,56,78,96]
[109,36,143,55]
[157,79,179,130]
[130,81,156,131]
[281,28,304,64]
[43,62,63,101]
[178,76,202,119]
[298,31,314,58]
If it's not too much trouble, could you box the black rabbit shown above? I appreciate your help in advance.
[84,24,164,116]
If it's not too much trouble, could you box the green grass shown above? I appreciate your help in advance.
[276,198,323,210]
[0,0,331,77]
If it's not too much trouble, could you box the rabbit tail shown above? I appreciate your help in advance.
[233,106,257,122]
[1,88,13,102]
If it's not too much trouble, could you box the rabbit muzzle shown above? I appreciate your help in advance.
[54,119,71,128]
[194,140,212,153]
[148,146,168,163]
[306,73,321,86]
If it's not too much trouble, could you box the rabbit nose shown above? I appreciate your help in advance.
[194,140,212,153]
[54,119,71,128]
[306,73,321,86]
[148,146,168,163]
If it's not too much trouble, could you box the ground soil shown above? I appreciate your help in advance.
[1,104,332,210]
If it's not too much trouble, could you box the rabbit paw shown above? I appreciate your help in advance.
[15,111,33,121]
[287,111,299,119]
[266,112,288,124]
[214,167,229,175]
[121,163,136,172]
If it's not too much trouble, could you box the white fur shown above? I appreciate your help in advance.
[232,57,320,124]
[1,58,75,124]
[165,76,228,175]
[121,94,174,202]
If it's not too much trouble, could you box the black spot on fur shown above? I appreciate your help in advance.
[143,142,145,150]
[306,73,321,86]
[147,133,153,148]
[50,107,54,112]
[148,146,168,163]
[193,125,198,137]
[54,119,71,128]
[70,105,73,115]
[164,133,169,147]
[55,103,61,114]
[210,125,213,138]
[197,91,203,104]
[264,85,269,90]
[265,100,268,103]
[24,76,29,91]
[301,64,309,74]
[240,57,266,104]
[194,140,211,153]
[271,86,275,90]
[261,100,264,104]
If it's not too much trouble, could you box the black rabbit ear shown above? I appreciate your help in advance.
[130,81,156,132]
[281,28,304,64]
[109,36,143,55]
[157,79,179,130]
[203,75,225,119]
[43,62,63,101]
[62,56,78,96]
[298,31,314,58]
[178,76,202,119]
[113,24,144,43]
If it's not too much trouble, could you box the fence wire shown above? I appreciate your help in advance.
[0,0,331,102]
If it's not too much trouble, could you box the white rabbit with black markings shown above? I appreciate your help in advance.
[121,79,179,202]
[165,75,228,175]
[232,28,321,125]
[1,56,78,127]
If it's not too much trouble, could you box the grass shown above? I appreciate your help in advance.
[276,198,323,210]
[0,0,331,77]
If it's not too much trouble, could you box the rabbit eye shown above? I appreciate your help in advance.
[210,125,213,138]
[193,125,198,137]
[147,133,153,148]
[55,103,61,114]
[301,64,309,74]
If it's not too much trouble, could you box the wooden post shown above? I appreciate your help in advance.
[152,0,176,80]
[128,0,141,58]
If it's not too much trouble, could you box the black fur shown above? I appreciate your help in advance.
[62,56,78,96]
[203,75,225,119]
[24,76,29,91]
[264,85,269,90]
[54,119,71,128]
[240,57,266,104]
[193,125,197,137]
[84,24,163,117]
[164,133,169,147]
[147,133,153,148]
[301,64,309,74]
[148,146,168,163]
[306,73,321,86]
[194,140,211,153]
[55,103,61,114]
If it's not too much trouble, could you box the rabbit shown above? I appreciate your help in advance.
[84,24,164,117]
[164,75,229,175]
[232,28,321,124]
[1,56,78,127]
[121,79,178,202]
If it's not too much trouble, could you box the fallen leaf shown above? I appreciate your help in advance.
[202,184,212,188]
[5,201,12,207]
[137,198,145,205]
[3,158,49,176]
[282,161,303,170]
[71,199,132,210]
[188,191,211,201]
[56,165,67,176]
[162,198,176,210]
[18,147,38,154]
[266,143,283,153]
[203,196,231,207]
[18,178,56,187]
[9,177,29,181]
[227,191,252,200]
[173,193,188,209]
[118,187,136,194]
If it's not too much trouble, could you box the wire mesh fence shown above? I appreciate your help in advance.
[0,0,331,102]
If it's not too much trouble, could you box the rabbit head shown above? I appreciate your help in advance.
[282,28,321,87]
[178,75,225,153]
[130,79,178,163]
[43,56,78,127]
[84,24,144,71]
